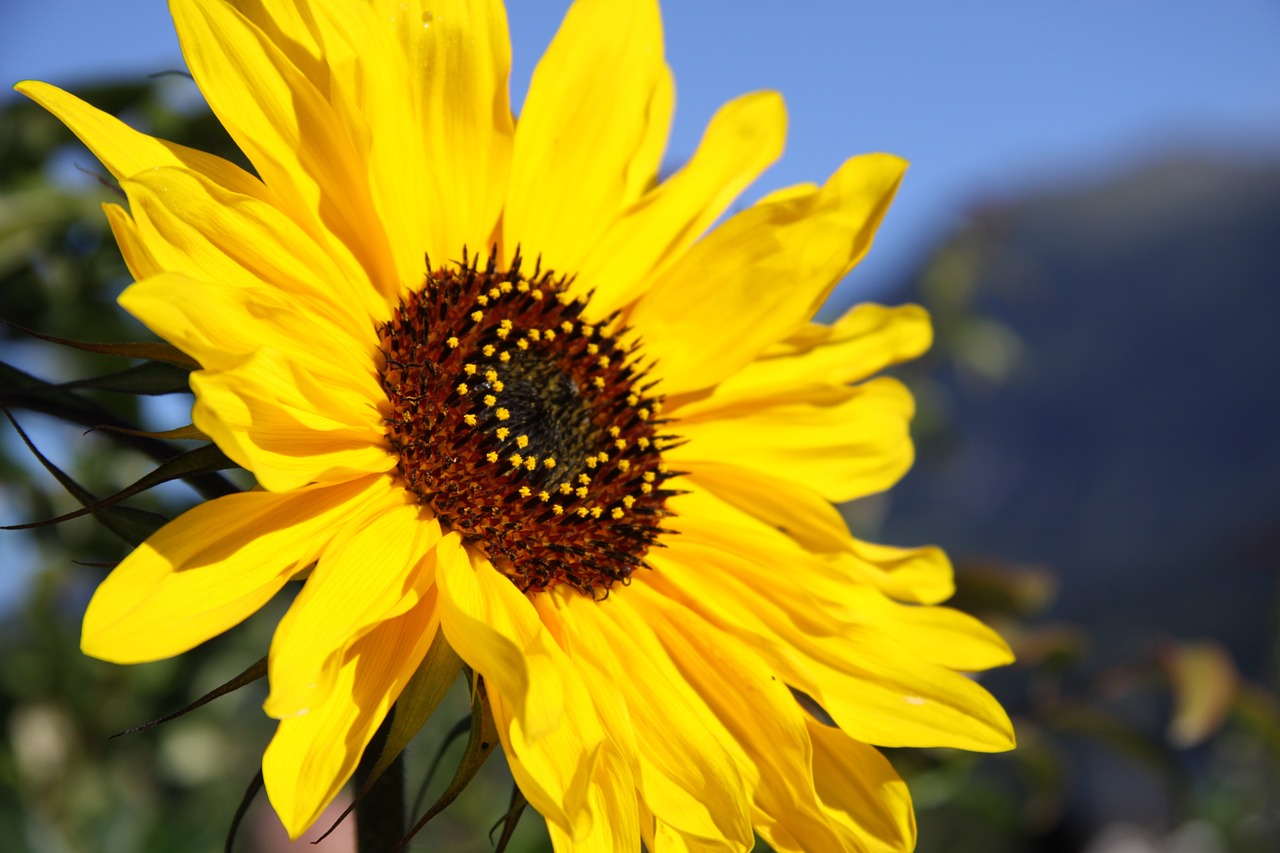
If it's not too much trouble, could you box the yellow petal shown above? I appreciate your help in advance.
[504,0,670,274]
[434,535,565,742]
[119,165,386,333]
[573,91,788,317]
[14,80,263,194]
[170,0,398,293]
[683,461,954,604]
[669,377,916,503]
[634,585,855,853]
[264,484,439,718]
[560,593,754,851]
[801,719,916,853]
[644,518,1015,752]
[545,743,640,853]
[671,302,932,417]
[81,475,385,663]
[187,346,393,493]
[263,586,441,838]
[364,0,514,275]
[101,204,161,280]
[630,153,907,396]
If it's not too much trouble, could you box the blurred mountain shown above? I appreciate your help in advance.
[882,155,1280,673]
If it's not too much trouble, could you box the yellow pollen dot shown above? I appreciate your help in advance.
[519,486,532,498]
[470,310,483,322]
[652,401,664,413]
[586,343,599,355]
[643,472,656,483]
[464,363,477,375]
[496,408,510,421]
[615,438,627,450]
[483,394,497,407]
[509,453,523,466]
[528,329,542,342]
[552,504,564,515]
[627,394,639,406]
[446,336,459,348]
[496,327,510,339]
[482,344,496,356]
[463,414,477,426]
[658,463,670,473]
[608,426,621,438]
[611,507,624,519]
[575,486,588,498]
[499,281,513,293]
[638,437,651,449]
[638,409,650,420]
[538,491,550,502]
[493,380,505,392]
[485,369,499,382]
[476,295,489,306]
[577,473,591,485]
[531,289,544,301]
[590,507,603,519]
[544,329,556,341]
[524,457,538,471]
[543,457,557,469]
[597,356,610,368]
[499,352,511,362]
[517,281,530,293]
[489,287,501,299]
[517,339,529,350]
[496,427,510,440]
[559,483,573,495]
[581,325,594,337]
[457,383,469,395]
[561,321,574,333]
[617,459,631,473]
[500,319,513,330]
[516,435,529,448]
[585,456,598,469]
[576,507,589,517]
[641,483,653,494]
[623,495,636,509]
[597,451,609,462]
[486,451,499,463]
[593,377,605,389]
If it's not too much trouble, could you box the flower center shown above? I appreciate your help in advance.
[376,249,675,596]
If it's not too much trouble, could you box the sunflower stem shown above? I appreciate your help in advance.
[354,708,404,853]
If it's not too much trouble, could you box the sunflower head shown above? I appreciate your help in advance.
[17,0,1015,848]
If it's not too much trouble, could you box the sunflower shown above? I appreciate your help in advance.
[18,0,1015,848]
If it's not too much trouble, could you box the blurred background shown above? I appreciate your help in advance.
[2,1,1278,851]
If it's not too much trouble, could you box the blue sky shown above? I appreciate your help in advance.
[4,1,1279,299]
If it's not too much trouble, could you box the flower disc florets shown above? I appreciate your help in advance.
[377,249,676,596]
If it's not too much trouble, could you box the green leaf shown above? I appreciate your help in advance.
[3,319,199,367]
[3,409,168,545]
[2,441,236,531]
[54,360,192,395]
[396,676,500,851]
[112,656,267,738]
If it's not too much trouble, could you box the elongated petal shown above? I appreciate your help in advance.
[670,377,916,503]
[119,165,386,332]
[573,91,787,317]
[188,346,394,492]
[685,461,955,604]
[672,302,932,417]
[102,204,162,280]
[546,743,640,853]
[265,483,439,718]
[559,593,754,851]
[434,536,564,741]
[630,153,906,395]
[263,585,441,838]
[635,586,855,853]
[171,0,398,292]
[505,0,670,274]
[82,475,385,663]
[14,80,263,194]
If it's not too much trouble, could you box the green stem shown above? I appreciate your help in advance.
[353,709,405,853]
